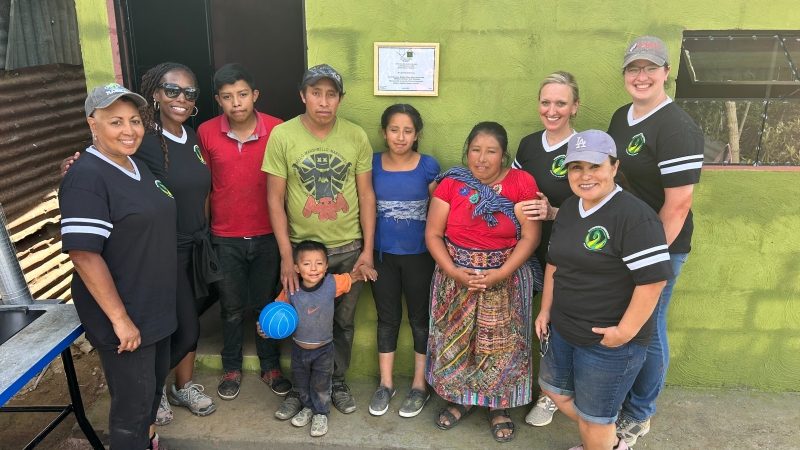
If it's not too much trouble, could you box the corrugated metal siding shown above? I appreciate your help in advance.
[0,63,89,301]
[4,0,82,70]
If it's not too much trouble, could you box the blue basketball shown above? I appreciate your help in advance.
[259,302,298,339]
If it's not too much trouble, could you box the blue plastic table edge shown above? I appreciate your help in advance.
[0,325,84,407]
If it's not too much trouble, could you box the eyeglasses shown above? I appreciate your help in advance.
[623,65,663,77]
[159,83,200,101]
[539,324,551,357]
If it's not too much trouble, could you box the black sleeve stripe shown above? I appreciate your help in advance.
[61,225,111,238]
[626,251,670,271]
[61,217,113,229]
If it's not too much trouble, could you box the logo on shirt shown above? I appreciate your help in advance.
[307,306,319,315]
[584,226,609,251]
[155,180,174,198]
[551,154,567,178]
[293,151,352,221]
[194,145,206,165]
[626,133,645,156]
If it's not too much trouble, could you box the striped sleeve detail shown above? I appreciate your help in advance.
[511,158,522,169]
[61,218,112,238]
[658,155,703,175]
[623,245,670,271]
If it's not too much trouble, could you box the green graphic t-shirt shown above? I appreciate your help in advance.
[262,116,373,248]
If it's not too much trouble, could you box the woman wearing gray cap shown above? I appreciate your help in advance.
[59,84,177,450]
[535,130,674,450]
[607,36,704,447]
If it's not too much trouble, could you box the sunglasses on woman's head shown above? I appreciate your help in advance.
[159,83,199,101]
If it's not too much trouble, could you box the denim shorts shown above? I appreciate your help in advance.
[538,326,647,425]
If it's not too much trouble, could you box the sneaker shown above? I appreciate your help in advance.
[616,417,650,446]
[170,381,217,416]
[275,388,303,420]
[368,385,396,416]
[261,368,293,396]
[150,432,168,450]
[217,371,241,400]
[332,381,357,414]
[310,414,328,437]
[399,388,429,418]
[569,436,628,450]
[155,387,173,426]
[525,393,559,426]
[291,407,314,427]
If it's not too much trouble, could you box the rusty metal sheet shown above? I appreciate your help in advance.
[0,63,88,301]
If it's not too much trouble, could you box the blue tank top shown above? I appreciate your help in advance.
[372,152,440,256]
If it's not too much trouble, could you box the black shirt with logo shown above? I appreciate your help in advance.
[513,130,576,270]
[134,126,210,235]
[59,148,177,351]
[607,100,703,254]
[546,187,674,347]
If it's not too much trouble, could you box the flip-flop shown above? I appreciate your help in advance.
[435,403,476,430]
[488,408,515,443]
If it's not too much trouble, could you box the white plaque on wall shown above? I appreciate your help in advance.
[374,42,439,96]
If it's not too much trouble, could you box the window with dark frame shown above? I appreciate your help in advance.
[675,31,800,166]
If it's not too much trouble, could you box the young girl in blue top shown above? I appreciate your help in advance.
[368,104,440,418]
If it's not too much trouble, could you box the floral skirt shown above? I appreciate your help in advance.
[425,240,536,408]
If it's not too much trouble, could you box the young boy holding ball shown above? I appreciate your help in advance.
[258,240,376,436]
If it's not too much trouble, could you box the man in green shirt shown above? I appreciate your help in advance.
[263,64,375,417]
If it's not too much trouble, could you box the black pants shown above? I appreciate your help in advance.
[371,251,434,354]
[97,337,170,450]
[169,249,201,369]
[212,234,281,372]
[291,342,334,415]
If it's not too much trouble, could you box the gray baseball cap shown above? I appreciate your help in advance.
[623,36,670,68]
[85,83,147,118]
[565,130,617,165]
[301,64,344,94]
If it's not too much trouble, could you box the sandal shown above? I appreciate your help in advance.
[488,409,515,443]
[435,403,476,430]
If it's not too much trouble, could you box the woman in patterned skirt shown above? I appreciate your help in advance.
[425,122,541,443]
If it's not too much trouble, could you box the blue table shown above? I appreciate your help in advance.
[0,303,103,449]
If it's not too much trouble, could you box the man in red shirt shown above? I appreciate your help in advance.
[197,63,292,401]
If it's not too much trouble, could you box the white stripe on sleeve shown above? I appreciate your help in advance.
[61,225,111,238]
[658,155,704,167]
[626,253,671,271]
[622,245,669,262]
[61,218,113,228]
[660,161,703,175]
[511,159,521,169]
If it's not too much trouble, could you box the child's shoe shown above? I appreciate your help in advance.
[291,407,313,427]
[310,414,328,437]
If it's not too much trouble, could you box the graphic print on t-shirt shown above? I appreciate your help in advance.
[626,133,645,156]
[584,226,609,251]
[292,149,352,221]
[155,180,174,198]
[551,154,567,178]
[193,145,206,165]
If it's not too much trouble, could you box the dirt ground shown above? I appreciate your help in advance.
[2,346,107,449]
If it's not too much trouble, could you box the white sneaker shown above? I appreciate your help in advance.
[291,407,313,427]
[616,417,650,446]
[310,414,328,437]
[155,387,173,426]
[170,381,217,416]
[525,393,558,426]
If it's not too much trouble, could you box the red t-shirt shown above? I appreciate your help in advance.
[433,168,538,249]
[197,111,283,237]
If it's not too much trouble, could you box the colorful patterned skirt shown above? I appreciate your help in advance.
[425,239,536,408]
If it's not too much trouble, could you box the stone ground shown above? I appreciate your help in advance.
[65,375,800,449]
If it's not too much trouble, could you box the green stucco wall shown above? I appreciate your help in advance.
[305,1,800,390]
[74,0,116,92]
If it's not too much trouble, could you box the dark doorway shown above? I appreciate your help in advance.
[114,0,306,126]
[209,0,307,121]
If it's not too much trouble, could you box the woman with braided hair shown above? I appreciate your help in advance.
[61,63,220,433]
[135,62,221,427]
